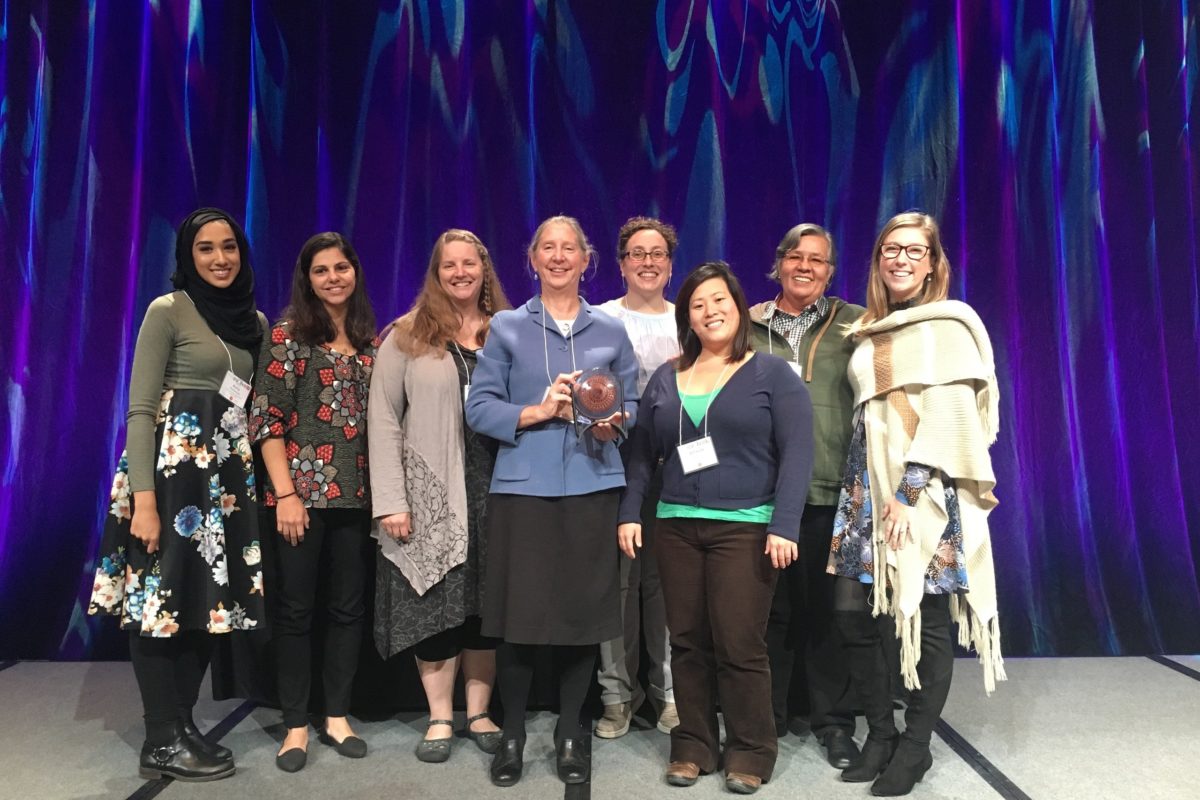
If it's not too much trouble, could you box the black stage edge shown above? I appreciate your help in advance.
[124,699,258,800]
[0,660,17,673]
[934,719,1032,800]
[1147,654,1200,682]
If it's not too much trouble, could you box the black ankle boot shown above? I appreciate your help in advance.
[180,710,233,761]
[870,737,932,796]
[842,734,898,782]
[139,724,236,782]
[490,737,525,787]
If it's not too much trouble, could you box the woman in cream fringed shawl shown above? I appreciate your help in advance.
[825,212,1003,797]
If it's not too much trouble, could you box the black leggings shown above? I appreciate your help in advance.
[833,578,953,745]
[273,508,370,728]
[497,642,595,742]
[128,630,212,745]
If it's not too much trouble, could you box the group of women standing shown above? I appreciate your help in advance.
[89,205,1002,798]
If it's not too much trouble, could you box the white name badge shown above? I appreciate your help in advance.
[789,362,804,379]
[678,436,719,474]
[219,370,252,407]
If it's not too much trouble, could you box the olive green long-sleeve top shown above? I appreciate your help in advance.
[125,292,262,492]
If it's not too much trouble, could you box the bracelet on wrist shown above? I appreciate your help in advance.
[275,491,297,501]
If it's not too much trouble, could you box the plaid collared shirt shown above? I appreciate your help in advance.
[763,295,830,360]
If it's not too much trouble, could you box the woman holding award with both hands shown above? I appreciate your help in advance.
[620,261,814,795]
[465,215,638,788]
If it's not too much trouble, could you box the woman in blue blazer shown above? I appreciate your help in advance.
[465,215,638,787]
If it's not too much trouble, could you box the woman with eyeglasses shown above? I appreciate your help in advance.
[620,261,814,795]
[465,215,639,787]
[594,217,681,739]
[827,212,1003,796]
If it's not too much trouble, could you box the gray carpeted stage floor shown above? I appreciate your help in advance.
[1,656,1196,799]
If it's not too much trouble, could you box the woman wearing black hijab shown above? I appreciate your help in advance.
[89,208,267,782]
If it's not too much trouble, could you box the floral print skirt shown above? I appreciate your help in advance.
[826,418,968,595]
[89,389,265,636]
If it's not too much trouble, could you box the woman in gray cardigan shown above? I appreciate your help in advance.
[367,229,512,763]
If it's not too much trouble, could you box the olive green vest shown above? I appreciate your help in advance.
[749,297,865,507]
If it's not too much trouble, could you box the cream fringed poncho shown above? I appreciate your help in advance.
[848,300,1005,693]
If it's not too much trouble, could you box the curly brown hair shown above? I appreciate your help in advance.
[616,216,678,263]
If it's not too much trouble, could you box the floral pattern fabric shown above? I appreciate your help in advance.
[89,389,265,636]
[250,323,376,509]
[826,417,968,595]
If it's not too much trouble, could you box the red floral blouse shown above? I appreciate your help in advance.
[250,322,377,509]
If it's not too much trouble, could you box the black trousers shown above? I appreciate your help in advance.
[766,504,856,737]
[272,507,370,728]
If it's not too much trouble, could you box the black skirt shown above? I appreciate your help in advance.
[89,388,265,636]
[482,490,621,646]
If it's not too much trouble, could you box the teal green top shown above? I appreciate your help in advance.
[666,385,774,523]
[656,500,775,523]
[680,387,718,428]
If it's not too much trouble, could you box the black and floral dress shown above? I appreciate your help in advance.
[90,389,266,636]
[249,322,376,509]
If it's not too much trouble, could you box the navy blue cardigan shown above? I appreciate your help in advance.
[618,352,814,541]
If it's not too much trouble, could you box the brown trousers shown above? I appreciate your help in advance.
[656,518,780,780]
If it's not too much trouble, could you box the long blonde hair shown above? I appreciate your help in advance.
[393,229,511,355]
[851,211,952,335]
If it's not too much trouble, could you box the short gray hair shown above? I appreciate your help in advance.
[768,223,837,281]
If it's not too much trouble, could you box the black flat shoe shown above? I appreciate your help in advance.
[822,728,862,770]
[318,731,368,759]
[556,737,591,784]
[871,738,933,796]
[490,738,524,787]
[415,719,454,763]
[466,712,504,754]
[275,746,307,773]
[181,714,233,761]
[842,735,897,783]
[139,731,235,782]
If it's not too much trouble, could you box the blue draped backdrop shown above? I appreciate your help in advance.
[0,1,1197,660]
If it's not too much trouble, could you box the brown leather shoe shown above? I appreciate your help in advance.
[725,771,763,794]
[665,761,701,786]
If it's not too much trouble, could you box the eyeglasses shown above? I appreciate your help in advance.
[781,253,829,267]
[880,243,930,261]
[622,247,670,263]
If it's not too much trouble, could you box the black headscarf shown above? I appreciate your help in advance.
[170,207,262,352]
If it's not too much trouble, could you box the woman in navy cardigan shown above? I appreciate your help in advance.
[618,261,814,794]
[465,215,638,787]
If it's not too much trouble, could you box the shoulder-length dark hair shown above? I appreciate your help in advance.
[673,261,753,370]
[282,232,377,350]
[393,228,512,356]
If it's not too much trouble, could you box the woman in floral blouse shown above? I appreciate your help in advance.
[89,208,266,782]
[251,232,377,772]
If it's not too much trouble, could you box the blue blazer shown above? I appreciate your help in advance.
[465,296,640,497]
